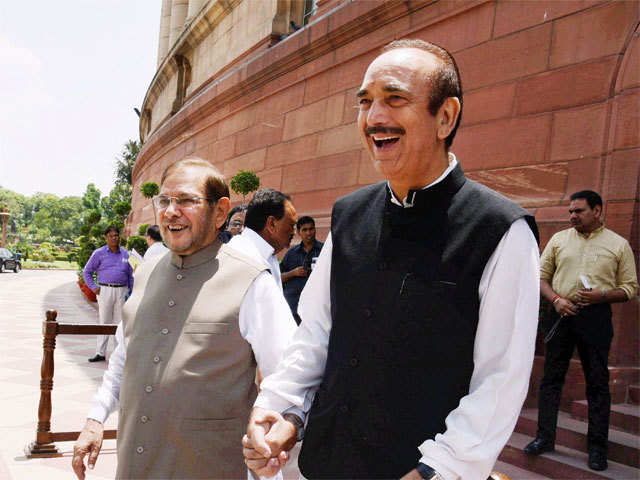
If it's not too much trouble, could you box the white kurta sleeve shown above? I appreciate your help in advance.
[417,218,540,479]
[254,234,334,413]
[239,270,297,379]
[87,322,126,423]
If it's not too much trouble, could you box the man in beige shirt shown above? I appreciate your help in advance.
[525,190,638,472]
[72,158,296,479]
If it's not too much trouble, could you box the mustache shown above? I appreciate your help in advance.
[365,126,405,136]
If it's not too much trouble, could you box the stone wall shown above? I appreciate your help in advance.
[131,0,639,368]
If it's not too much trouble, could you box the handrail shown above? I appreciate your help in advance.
[24,309,118,458]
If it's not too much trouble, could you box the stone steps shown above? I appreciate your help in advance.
[499,432,640,479]
[570,400,640,435]
[515,408,639,468]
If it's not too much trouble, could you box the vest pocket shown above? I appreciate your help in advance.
[184,322,231,334]
[180,417,241,431]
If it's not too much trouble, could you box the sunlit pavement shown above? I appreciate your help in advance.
[0,269,117,480]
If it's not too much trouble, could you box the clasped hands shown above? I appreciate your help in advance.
[556,288,604,316]
[243,407,298,477]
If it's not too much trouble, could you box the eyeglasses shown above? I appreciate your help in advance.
[152,195,212,210]
[229,220,244,228]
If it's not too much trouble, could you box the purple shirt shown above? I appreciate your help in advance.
[83,245,134,291]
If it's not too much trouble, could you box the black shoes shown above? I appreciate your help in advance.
[524,437,555,455]
[588,449,608,471]
[88,354,106,362]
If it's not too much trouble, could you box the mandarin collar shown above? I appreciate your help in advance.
[388,152,459,208]
[170,239,222,269]
[576,223,605,239]
[387,162,466,212]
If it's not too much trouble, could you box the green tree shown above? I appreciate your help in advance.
[127,235,148,256]
[115,140,141,187]
[82,184,102,211]
[140,182,159,199]
[138,223,150,236]
[230,170,260,204]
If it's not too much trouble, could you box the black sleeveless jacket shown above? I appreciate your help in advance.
[299,164,538,478]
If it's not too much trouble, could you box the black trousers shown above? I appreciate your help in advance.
[537,304,613,452]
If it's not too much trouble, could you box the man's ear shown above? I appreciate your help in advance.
[436,97,461,142]
[214,197,231,230]
[593,204,602,219]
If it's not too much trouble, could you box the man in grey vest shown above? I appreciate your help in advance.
[72,158,296,479]
[243,40,540,480]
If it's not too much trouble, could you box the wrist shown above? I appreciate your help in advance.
[551,294,561,305]
[415,463,442,480]
[282,413,304,443]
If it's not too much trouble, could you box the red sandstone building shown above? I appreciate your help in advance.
[129,0,639,474]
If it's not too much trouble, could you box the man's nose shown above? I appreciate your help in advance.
[164,200,181,217]
[367,99,390,125]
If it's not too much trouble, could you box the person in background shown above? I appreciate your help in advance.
[228,189,297,292]
[219,205,247,243]
[143,225,168,260]
[280,216,324,324]
[525,190,638,472]
[83,225,134,363]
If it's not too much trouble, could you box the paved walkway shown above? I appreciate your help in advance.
[0,270,118,480]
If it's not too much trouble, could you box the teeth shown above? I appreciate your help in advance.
[168,225,186,231]
[373,136,399,141]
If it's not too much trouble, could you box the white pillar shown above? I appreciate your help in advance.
[169,0,189,48]
[157,0,172,66]
[187,0,206,20]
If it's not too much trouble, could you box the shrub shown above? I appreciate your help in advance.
[140,182,159,199]
[114,201,131,217]
[138,223,150,236]
[86,210,102,225]
[127,235,148,256]
[230,170,260,204]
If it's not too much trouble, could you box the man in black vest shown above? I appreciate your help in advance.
[243,39,540,480]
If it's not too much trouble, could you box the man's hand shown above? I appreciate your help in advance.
[244,407,297,476]
[553,297,578,316]
[72,418,104,480]
[242,434,289,477]
[292,266,307,277]
[93,287,100,296]
[574,288,603,307]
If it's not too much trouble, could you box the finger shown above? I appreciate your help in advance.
[245,457,269,469]
[248,418,272,457]
[87,443,101,469]
[71,452,86,480]
[278,450,290,465]
[243,446,268,460]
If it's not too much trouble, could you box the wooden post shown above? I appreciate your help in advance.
[25,309,62,457]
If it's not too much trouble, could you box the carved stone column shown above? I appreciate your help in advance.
[157,0,173,66]
[187,0,206,20]
[169,0,189,48]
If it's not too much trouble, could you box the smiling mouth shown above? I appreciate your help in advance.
[167,225,187,232]
[372,136,400,149]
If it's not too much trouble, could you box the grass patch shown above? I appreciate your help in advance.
[23,260,79,270]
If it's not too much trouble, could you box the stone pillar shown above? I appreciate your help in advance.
[157,0,172,66]
[169,0,189,48]
[187,0,206,20]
